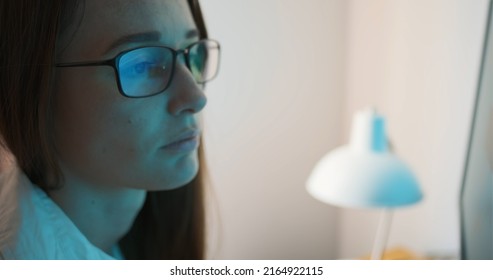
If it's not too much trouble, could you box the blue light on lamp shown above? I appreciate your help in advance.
[306,108,423,259]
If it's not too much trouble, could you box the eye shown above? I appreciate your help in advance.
[120,59,157,77]
[132,61,155,74]
[119,50,163,78]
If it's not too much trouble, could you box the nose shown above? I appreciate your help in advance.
[166,58,207,116]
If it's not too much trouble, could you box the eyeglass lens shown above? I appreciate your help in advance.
[117,40,220,97]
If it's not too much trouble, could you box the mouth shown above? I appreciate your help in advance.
[162,130,200,152]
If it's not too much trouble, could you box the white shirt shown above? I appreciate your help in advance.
[0,161,123,260]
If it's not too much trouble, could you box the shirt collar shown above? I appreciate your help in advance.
[0,162,121,260]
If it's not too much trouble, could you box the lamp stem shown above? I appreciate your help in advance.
[370,209,393,260]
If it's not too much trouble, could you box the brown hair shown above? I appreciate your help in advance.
[0,0,208,259]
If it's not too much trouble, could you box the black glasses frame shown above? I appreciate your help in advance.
[55,39,220,98]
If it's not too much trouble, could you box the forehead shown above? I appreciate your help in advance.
[61,0,196,58]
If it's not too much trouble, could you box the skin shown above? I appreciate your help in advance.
[48,0,206,254]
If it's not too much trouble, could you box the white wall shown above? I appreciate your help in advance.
[339,0,489,259]
[200,0,489,260]
[200,0,346,259]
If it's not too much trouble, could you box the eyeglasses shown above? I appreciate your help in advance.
[56,39,220,98]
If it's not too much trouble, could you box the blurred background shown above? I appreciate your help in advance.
[200,0,490,259]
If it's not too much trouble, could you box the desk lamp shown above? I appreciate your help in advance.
[306,108,423,259]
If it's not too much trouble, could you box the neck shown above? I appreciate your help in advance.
[47,168,146,255]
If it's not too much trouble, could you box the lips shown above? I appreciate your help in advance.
[162,129,200,150]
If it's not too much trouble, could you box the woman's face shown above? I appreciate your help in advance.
[53,0,206,191]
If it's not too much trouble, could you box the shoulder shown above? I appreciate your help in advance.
[0,158,116,260]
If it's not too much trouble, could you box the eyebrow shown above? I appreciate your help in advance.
[105,29,200,54]
[185,29,200,40]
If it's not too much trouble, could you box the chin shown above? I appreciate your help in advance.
[167,165,199,190]
[148,154,199,191]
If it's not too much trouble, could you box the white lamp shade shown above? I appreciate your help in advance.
[306,146,422,208]
[306,108,423,209]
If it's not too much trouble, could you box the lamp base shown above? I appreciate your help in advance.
[360,246,424,260]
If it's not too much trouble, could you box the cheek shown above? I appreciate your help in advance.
[53,67,123,154]
[53,68,147,183]
[52,68,198,190]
